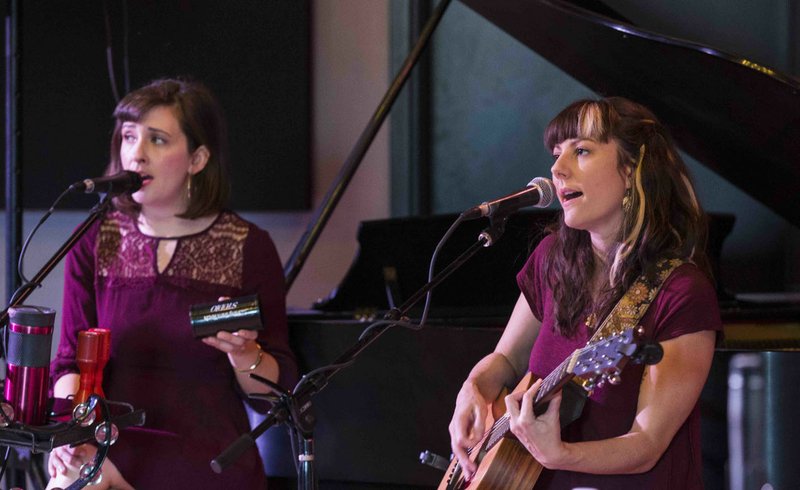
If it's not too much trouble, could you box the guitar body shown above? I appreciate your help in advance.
[439,373,544,490]
[439,328,644,490]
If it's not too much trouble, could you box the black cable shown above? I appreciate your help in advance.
[16,187,72,285]
[356,214,468,341]
[102,0,121,102]
[121,0,130,93]
[292,213,469,396]
[245,214,472,478]
[9,185,86,368]
[7,185,70,370]
[419,213,467,329]
[355,318,423,342]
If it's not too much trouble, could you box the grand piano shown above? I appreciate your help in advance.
[263,1,800,488]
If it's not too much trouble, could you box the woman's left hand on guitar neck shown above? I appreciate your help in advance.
[505,378,572,469]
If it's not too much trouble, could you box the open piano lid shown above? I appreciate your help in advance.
[460,0,800,228]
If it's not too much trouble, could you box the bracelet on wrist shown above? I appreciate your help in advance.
[235,343,263,373]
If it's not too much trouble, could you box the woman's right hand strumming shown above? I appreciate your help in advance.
[448,379,490,480]
[447,294,542,481]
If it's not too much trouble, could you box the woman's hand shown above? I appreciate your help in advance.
[200,296,262,370]
[48,443,94,478]
[448,379,490,481]
[201,328,260,369]
[505,378,569,469]
[47,444,134,490]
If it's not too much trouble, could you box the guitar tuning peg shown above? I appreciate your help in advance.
[608,368,622,385]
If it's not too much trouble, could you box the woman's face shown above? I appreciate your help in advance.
[119,105,207,215]
[550,137,630,251]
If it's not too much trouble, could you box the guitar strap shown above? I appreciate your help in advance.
[589,258,686,343]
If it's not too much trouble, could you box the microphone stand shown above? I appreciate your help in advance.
[212,215,512,489]
[1,195,113,326]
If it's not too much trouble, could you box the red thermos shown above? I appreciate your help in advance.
[4,305,56,426]
[88,328,110,398]
[73,330,99,408]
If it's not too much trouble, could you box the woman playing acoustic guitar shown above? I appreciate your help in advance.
[447,97,721,489]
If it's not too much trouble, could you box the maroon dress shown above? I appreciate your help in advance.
[516,234,722,490]
[51,210,298,489]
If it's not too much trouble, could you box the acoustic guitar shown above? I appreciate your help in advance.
[439,328,656,490]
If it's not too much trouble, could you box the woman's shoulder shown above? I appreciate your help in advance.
[215,211,279,259]
[662,262,716,297]
[534,233,557,254]
[650,261,722,338]
[216,210,271,239]
[527,232,556,268]
[81,209,136,243]
[104,209,137,229]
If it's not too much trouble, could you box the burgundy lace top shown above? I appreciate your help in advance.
[52,210,297,489]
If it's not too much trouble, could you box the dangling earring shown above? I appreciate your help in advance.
[186,175,193,201]
[622,188,632,213]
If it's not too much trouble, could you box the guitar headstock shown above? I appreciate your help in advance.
[570,329,642,389]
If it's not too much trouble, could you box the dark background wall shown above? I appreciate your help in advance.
[1,0,310,211]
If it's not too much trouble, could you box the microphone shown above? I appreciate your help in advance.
[461,177,555,220]
[70,171,143,195]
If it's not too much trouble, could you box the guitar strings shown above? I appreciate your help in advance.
[461,335,623,461]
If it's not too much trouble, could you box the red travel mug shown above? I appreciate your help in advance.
[4,305,56,426]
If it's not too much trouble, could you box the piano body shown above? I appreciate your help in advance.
[267,1,800,488]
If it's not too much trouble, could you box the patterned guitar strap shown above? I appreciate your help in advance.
[588,258,686,344]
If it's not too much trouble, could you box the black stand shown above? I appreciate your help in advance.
[1,196,113,325]
[212,216,510,489]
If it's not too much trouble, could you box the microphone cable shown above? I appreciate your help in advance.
[4,186,73,361]
[102,0,131,103]
[14,187,73,289]
[274,213,479,474]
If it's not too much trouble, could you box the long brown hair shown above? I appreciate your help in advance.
[107,78,230,218]
[542,97,709,337]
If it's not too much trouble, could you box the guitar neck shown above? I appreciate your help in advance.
[481,353,581,453]
[534,354,577,407]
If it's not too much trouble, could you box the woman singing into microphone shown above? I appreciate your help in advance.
[447,97,721,489]
[48,78,298,489]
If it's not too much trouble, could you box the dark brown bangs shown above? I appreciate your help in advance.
[113,81,182,124]
[544,99,612,151]
[114,92,163,123]
[113,102,146,124]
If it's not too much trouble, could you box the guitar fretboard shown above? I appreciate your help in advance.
[471,343,594,456]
